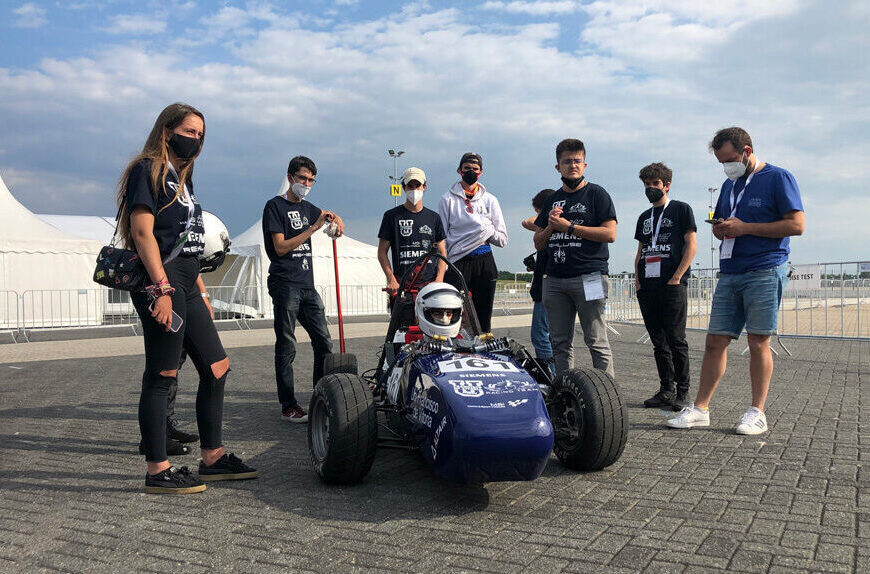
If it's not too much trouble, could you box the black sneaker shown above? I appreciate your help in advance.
[167,418,199,444]
[144,466,206,494]
[199,453,259,482]
[644,389,675,408]
[672,390,691,411]
[139,438,191,457]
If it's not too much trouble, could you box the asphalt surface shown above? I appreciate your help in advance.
[0,321,868,573]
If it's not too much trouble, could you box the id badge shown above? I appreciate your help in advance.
[582,272,605,301]
[644,256,662,278]
[720,237,735,260]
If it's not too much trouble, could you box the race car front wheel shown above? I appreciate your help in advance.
[308,373,378,484]
[549,367,628,471]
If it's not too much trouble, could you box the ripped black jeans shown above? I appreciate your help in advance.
[132,256,227,462]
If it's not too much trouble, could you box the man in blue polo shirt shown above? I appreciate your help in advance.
[668,127,804,435]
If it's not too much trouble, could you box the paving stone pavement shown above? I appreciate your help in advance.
[0,321,867,573]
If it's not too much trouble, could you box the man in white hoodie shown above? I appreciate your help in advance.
[438,152,508,333]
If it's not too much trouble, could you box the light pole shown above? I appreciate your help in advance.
[388,149,405,207]
[708,187,718,274]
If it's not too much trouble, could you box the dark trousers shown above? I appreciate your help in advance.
[637,284,690,392]
[446,251,498,332]
[131,257,227,462]
[268,281,333,409]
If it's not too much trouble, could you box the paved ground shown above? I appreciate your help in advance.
[0,320,867,573]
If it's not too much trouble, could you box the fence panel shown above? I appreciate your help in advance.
[0,291,20,338]
[6,261,868,341]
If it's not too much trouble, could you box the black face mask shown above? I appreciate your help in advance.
[461,170,479,185]
[561,175,584,190]
[645,186,665,203]
[168,133,202,160]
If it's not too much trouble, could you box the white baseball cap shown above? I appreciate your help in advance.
[402,167,426,185]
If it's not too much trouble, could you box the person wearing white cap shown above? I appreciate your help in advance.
[377,167,447,293]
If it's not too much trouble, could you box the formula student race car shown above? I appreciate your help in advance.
[307,251,628,484]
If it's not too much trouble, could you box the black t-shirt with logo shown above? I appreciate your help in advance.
[534,183,617,278]
[378,205,446,282]
[126,159,205,258]
[262,195,322,287]
[634,199,696,289]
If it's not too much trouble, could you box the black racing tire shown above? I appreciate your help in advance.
[322,353,358,377]
[549,367,628,471]
[308,373,377,484]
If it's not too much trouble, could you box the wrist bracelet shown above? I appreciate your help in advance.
[568,223,576,237]
[201,292,209,298]
[145,282,175,301]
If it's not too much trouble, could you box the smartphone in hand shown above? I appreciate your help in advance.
[705,218,723,224]
[148,301,184,332]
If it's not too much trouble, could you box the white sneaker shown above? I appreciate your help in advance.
[735,407,768,435]
[665,403,710,429]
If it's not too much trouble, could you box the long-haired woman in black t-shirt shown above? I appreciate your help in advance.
[117,103,257,493]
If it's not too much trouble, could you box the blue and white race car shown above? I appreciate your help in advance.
[307,252,627,484]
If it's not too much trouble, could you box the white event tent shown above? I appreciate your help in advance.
[0,172,103,328]
[229,218,387,317]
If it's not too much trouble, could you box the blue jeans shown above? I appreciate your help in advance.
[708,263,788,339]
[268,282,333,408]
[530,301,553,358]
[531,301,555,376]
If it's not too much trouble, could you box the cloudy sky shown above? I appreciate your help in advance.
[1,0,868,274]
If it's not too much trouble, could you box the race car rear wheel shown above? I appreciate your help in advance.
[308,373,377,484]
[550,367,627,471]
[322,353,358,377]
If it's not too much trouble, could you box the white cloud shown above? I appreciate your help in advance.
[481,1,580,15]
[102,13,168,36]
[580,0,801,66]
[0,1,867,272]
[12,2,48,28]
[2,168,110,215]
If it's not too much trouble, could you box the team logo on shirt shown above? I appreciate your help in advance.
[302,259,310,271]
[552,200,566,209]
[399,219,414,237]
[420,225,432,235]
[421,239,431,249]
[661,217,673,228]
[553,247,566,265]
[288,211,303,230]
[568,203,586,214]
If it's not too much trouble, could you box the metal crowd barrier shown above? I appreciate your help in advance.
[3,262,868,342]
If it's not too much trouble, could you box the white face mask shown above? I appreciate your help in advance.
[406,189,423,205]
[723,154,748,180]
[291,182,311,199]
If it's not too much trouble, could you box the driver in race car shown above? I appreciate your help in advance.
[415,282,463,339]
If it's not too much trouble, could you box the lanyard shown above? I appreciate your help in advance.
[649,198,670,249]
[728,161,762,218]
[165,162,195,262]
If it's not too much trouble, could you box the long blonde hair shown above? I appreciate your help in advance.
[116,103,205,248]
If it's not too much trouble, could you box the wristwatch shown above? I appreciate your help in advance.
[568,223,576,237]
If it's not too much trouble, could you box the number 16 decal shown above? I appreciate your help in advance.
[437,357,519,372]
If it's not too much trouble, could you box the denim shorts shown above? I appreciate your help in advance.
[707,263,789,339]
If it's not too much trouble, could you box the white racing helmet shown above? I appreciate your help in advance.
[415,282,463,338]
[199,211,231,273]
